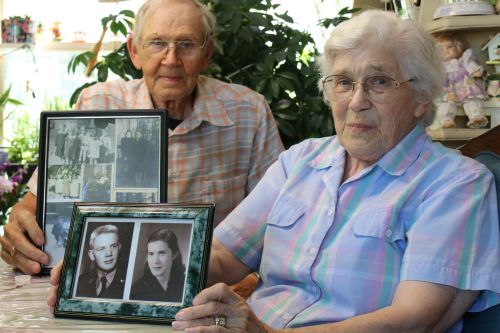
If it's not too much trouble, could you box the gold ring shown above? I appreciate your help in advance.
[214,315,226,327]
[10,245,16,257]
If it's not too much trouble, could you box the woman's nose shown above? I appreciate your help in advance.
[348,84,372,112]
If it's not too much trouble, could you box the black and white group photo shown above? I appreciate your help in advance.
[115,118,160,188]
[43,116,163,265]
[48,119,116,166]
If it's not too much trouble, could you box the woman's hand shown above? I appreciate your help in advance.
[172,283,275,333]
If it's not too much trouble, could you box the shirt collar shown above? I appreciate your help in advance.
[308,124,427,176]
[97,268,117,286]
[171,76,234,135]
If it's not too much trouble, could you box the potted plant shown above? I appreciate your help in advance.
[6,112,39,184]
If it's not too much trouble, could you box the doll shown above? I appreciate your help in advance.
[435,33,489,129]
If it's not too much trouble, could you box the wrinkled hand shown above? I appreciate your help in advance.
[173,283,275,333]
[47,260,63,313]
[0,195,49,274]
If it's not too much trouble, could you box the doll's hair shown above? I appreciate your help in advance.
[434,32,464,55]
[318,9,444,127]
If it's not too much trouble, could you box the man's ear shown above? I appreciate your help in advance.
[127,33,142,70]
[88,249,95,262]
[201,37,215,71]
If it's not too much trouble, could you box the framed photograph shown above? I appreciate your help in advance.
[54,203,215,324]
[37,110,168,270]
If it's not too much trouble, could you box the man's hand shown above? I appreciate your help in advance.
[47,260,63,312]
[0,192,49,274]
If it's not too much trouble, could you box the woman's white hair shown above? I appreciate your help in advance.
[318,10,444,126]
[132,0,216,47]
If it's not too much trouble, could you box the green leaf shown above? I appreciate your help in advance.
[255,78,268,93]
[276,12,294,24]
[119,9,135,18]
[268,79,280,99]
[275,118,296,138]
[245,12,268,27]
[69,82,97,107]
[276,77,295,92]
[97,65,108,82]
[273,98,293,111]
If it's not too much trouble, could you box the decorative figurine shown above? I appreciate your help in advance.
[435,33,489,128]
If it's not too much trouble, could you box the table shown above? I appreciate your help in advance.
[0,260,174,332]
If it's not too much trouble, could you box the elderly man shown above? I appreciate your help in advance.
[0,0,283,275]
[75,224,126,299]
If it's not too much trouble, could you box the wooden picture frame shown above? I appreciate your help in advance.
[54,202,215,323]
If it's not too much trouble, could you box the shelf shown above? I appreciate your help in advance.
[427,128,489,141]
[0,41,124,52]
[423,15,500,34]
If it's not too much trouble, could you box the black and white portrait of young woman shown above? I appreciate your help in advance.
[129,222,192,303]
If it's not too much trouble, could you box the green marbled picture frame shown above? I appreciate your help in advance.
[54,202,215,324]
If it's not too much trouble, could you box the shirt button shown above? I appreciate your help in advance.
[309,247,317,255]
[328,209,334,216]
[282,313,290,320]
[385,229,392,238]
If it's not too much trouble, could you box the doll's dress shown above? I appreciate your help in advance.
[440,49,488,103]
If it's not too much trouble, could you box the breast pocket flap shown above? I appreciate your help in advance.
[267,195,306,228]
[351,209,404,243]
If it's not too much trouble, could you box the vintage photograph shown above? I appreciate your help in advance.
[44,202,74,265]
[73,221,134,300]
[37,110,167,270]
[115,118,160,188]
[46,165,82,201]
[129,222,192,303]
[55,203,214,323]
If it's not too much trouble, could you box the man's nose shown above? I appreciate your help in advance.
[161,47,181,65]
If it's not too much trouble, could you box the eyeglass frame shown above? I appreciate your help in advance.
[141,34,211,58]
[322,74,415,101]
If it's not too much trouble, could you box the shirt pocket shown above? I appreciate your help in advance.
[351,208,405,244]
[267,194,307,228]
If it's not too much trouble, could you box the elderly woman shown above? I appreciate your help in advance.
[170,10,499,333]
[129,228,185,303]
[49,9,499,333]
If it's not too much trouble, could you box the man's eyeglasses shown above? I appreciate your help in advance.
[322,75,414,102]
[142,38,207,58]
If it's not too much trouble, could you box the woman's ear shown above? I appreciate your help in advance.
[413,91,432,118]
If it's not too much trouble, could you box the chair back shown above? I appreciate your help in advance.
[458,125,500,333]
